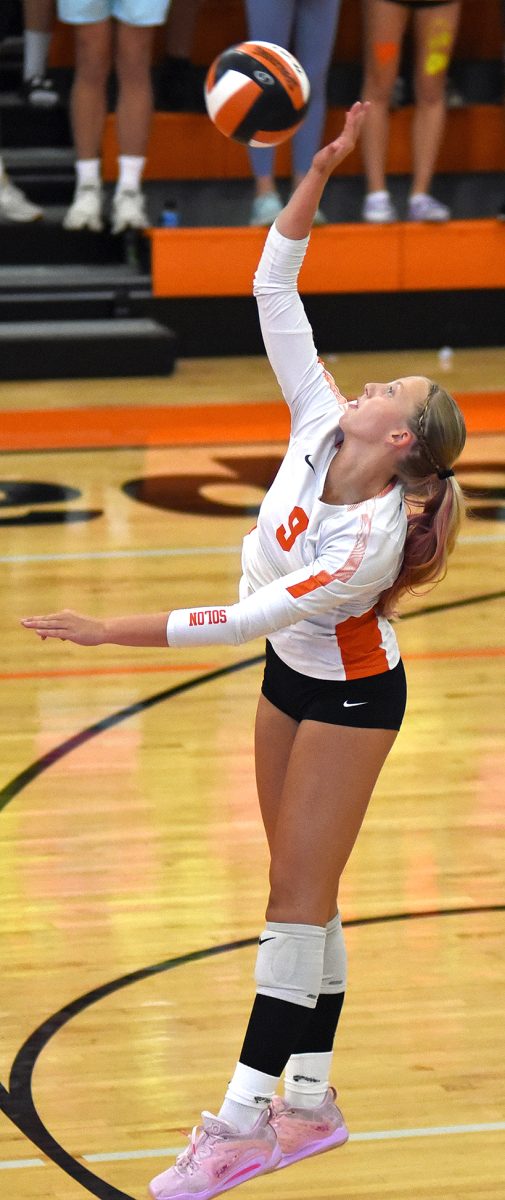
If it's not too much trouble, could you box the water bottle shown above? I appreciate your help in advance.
[438,346,454,372]
[159,200,179,228]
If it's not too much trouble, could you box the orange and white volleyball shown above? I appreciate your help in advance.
[204,42,311,146]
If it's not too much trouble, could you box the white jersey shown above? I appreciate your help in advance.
[167,224,407,680]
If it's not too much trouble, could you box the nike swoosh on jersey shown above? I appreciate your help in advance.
[304,453,315,473]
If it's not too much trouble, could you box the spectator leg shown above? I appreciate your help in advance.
[360,0,408,194]
[411,1,461,197]
[115,21,156,157]
[291,0,342,183]
[70,19,112,159]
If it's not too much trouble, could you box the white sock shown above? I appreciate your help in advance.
[367,189,389,199]
[116,155,145,194]
[218,1062,279,1132]
[284,1050,333,1109]
[76,159,101,189]
[23,30,52,81]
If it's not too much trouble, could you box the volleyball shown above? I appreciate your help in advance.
[204,42,311,147]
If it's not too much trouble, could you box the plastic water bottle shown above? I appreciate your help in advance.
[159,200,179,228]
[438,346,454,371]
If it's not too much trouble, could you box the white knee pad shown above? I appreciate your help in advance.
[320,911,347,994]
[254,921,326,1009]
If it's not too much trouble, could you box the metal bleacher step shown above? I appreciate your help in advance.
[0,317,177,380]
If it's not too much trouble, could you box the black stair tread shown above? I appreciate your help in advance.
[0,264,151,289]
[0,317,173,338]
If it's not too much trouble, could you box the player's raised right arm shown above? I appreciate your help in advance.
[276,102,369,241]
[253,104,369,423]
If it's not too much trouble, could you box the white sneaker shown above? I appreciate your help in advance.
[249,190,283,227]
[0,177,43,222]
[63,184,104,232]
[408,193,450,222]
[362,190,397,223]
[111,187,149,235]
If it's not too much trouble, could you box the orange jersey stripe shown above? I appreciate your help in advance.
[241,43,307,110]
[214,78,263,138]
[286,514,372,599]
[337,609,389,679]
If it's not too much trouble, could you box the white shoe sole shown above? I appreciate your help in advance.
[63,214,104,232]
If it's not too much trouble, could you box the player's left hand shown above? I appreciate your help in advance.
[312,101,370,177]
[21,609,105,645]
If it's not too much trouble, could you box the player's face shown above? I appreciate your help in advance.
[341,375,429,442]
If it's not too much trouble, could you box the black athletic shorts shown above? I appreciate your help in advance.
[261,640,407,731]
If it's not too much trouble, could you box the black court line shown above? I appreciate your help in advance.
[0,655,265,813]
[1,905,504,1200]
[2,589,503,816]
[1,590,503,1196]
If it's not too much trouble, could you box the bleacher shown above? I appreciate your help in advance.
[0,0,504,374]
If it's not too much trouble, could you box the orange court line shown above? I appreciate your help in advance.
[0,391,503,453]
[402,647,505,661]
[3,647,504,682]
[0,662,219,681]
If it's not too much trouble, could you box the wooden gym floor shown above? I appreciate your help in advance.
[0,347,504,1199]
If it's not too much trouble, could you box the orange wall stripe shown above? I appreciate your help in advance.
[101,106,505,182]
[149,220,505,298]
[149,223,401,298]
[0,393,502,453]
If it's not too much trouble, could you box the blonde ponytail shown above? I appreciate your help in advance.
[377,383,467,618]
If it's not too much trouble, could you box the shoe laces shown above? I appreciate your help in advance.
[174,1124,213,1177]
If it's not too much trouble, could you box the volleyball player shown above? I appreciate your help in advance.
[22,103,467,1200]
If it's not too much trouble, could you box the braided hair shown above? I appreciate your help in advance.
[377,381,466,618]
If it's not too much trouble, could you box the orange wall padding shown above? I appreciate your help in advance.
[148,219,505,298]
[101,105,505,181]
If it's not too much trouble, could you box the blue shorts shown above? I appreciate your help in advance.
[57,0,170,25]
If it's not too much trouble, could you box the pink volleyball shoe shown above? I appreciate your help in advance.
[148,1108,282,1200]
[270,1087,349,1168]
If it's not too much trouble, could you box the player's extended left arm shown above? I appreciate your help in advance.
[21,537,394,649]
